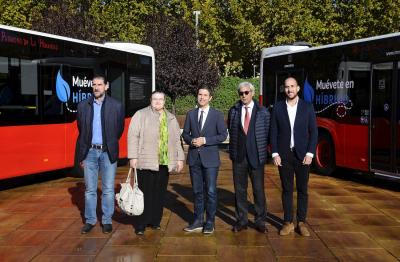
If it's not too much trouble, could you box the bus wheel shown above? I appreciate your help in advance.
[314,132,336,176]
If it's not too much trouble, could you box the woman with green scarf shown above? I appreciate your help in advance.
[128,91,185,235]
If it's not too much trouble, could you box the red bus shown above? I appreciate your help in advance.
[260,33,400,180]
[0,24,155,180]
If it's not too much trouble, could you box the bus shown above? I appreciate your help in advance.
[260,33,400,180]
[0,24,155,180]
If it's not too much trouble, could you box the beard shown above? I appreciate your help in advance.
[286,92,298,100]
[94,90,105,99]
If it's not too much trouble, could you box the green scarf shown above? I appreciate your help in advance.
[159,111,169,165]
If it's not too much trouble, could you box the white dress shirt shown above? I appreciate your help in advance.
[241,100,254,128]
[198,105,210,130]
[287,98,298,149]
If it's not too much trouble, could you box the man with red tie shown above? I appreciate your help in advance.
[227,82,270,233]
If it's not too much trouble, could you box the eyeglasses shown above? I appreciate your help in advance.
[238,91,251,96]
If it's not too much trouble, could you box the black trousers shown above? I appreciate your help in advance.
[136,166,169,230]
[232,157,266,226]
[278,150,310,223]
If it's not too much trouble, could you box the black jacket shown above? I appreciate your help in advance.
[228,100,270,166]
[76,95,124,163]
[270,98,318,160]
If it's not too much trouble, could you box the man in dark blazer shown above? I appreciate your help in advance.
[228,82,270,233]
[271,77,317,237]
[77,74,125,235]
[182,87,227,234]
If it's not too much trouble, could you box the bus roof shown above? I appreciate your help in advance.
[261,45,310,58]
[261,32,400,59]
[0,24,154,57]
[104,42,154,58]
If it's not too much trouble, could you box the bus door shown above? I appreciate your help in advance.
[370,62,399,177]
[397,62,400,175]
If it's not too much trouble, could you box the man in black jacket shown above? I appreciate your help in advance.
[271,77,317,237]
[228,82,270,233]
[77,74,124,235]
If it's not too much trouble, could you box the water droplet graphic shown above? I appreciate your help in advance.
[56,70,70,103]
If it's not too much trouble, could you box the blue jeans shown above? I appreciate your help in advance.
[83,148,117,225]
[189,157,219,226]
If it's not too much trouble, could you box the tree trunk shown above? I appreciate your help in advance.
[171,98,176,115]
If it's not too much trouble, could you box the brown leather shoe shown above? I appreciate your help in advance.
[297,222,310,237]
[279,222,294,236]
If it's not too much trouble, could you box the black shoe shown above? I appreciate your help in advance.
[232,223,248,232]
[255,223,267,233]
[135,226,145,235]
[203,224,214,234]
[102,224,112,234]
[81,223,95,234]
[183,222,203,232]
[151,225,161,230]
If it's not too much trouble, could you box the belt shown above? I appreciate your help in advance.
[91,144,107,151]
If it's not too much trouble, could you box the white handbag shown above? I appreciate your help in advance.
[115,168,144,216]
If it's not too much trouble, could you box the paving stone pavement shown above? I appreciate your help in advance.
[0,151,399,261]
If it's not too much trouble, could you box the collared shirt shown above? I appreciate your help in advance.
[286,98,298,149]
[91,98,103,145]
[198,105,210,130]
[241,100,254,128]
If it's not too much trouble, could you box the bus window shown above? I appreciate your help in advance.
[347,70,370,122]
[0,57,9,105]
[108,66,125,103]
[262,69,275,107]
[0,57,39,125]
[126,53,152,116]
[41,65,64,117]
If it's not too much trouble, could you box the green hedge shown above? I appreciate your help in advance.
[165,77,260,115]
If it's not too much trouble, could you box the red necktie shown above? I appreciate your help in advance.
[244,106,250,134]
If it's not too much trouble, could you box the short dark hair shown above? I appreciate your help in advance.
[93,73,108,84]
[197,87,213,96]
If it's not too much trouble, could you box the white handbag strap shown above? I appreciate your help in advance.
[126,168,132,183]
[133,168,139,188]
